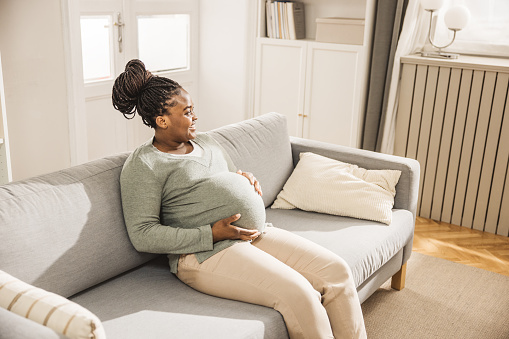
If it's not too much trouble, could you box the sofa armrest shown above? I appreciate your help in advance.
[0,307,66,339]
[290,137,420,220]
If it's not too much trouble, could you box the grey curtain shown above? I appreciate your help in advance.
[361,0,409,152]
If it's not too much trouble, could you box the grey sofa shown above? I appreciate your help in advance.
[0,112,419,339]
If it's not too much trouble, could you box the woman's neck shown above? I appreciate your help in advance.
[153,136,192,154]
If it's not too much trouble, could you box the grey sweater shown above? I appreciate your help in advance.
[120,133,266,273]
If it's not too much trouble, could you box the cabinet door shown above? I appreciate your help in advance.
[254,40,306,137]
[303,44,363,147]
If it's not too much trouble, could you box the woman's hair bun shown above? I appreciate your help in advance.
[112,59,182,128]
[112,59,152,117]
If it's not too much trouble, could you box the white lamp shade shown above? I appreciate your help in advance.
[421,0,444,11]
[444,5,471,30]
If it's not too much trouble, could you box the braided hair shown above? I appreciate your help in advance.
[112,59,182,128]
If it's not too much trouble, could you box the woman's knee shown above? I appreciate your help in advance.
[328,256,353,283]
[298,257,354,296]
[278,276,322,306]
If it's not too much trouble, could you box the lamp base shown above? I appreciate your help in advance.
[421,51,460,59]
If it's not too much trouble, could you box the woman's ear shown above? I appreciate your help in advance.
[155,115,168,129]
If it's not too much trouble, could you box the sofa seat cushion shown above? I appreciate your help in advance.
[69,257,288,339]
[265,208,414,287]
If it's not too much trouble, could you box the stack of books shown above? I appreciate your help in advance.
[266,1,306,40]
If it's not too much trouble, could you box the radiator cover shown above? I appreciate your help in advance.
[395,55,509,236]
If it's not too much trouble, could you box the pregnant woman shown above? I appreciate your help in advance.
[113,59,366,339]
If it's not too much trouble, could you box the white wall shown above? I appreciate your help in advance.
[0,0,255,181]
[198,0,256,131]
[0,0,368,181]
[0,0,71,181]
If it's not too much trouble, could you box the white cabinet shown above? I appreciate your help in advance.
[252,0,374,148]
[254,40,307,138]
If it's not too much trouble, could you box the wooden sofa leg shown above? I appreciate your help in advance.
[391,263,407,290]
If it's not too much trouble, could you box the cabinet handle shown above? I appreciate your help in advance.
[298,114,308,118]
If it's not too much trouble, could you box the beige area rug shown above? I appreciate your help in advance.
[361,252,509,339]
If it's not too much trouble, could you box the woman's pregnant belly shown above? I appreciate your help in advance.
[205,172,266,231]
[163,171,266,232]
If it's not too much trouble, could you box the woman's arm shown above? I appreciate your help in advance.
[120,164,214,254]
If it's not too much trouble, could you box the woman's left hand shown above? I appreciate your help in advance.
[237,170,263,196]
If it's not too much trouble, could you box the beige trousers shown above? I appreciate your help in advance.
[176,226,367,339]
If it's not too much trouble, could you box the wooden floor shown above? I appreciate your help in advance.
[413,217,509,277]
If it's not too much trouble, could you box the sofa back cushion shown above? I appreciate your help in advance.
[0,154,156,298]
[207,112,294,207]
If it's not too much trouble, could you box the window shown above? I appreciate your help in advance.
[80,16,114,82]
[137,14,190,73]
[434,0,509,57]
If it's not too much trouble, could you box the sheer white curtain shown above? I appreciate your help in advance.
[436,0,509,57]
[380,0,429,154]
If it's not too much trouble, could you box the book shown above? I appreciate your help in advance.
[290,1,306,39]
[265,1,274,38]
[265,1,305,40]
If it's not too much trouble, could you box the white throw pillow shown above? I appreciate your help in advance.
[271,152,401,225]
[0,270,106,339]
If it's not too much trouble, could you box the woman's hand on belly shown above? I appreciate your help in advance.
[212,214,261,243]
[236,170,263,196]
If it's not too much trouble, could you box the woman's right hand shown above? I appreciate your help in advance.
[211,214,261,243]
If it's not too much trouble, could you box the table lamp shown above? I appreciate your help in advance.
[420,0,471,59]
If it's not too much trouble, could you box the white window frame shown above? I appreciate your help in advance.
[127,1,199,91]
[136,14,191,74]
[80,15,116,83]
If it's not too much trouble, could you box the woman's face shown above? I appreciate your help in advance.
[162,90,197,142]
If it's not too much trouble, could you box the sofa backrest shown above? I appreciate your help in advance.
[208,112,294,207]
[0,154,156,298]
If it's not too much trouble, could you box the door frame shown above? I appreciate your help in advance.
[61,0,89,166]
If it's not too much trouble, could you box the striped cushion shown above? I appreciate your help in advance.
[0,270,105,339]
[271,152,401,225]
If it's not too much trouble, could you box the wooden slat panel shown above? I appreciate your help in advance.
[463,72,497,229]
[451,70,484,226]
[416,66,439,215]
[431,68,462,221]
[399,56,509,236]
[487,83,509,236]
[474,73,509,233]
[421,67,451,218]
[442,70,473,223]
[406,65,428,159]
[394,63,417,157]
